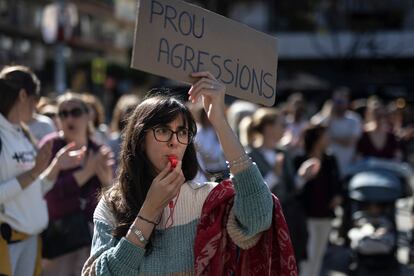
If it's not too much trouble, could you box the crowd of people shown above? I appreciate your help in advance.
[1,64,414,275]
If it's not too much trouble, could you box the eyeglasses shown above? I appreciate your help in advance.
[151,126,193,145]
[58,107,85,119]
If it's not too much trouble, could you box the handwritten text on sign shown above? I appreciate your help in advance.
[131,0,278,106]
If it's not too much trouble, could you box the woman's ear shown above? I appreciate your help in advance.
[18,89,28,102]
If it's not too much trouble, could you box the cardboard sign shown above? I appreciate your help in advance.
[131,0,278,106]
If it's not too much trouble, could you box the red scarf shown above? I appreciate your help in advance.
[194,180,298,276]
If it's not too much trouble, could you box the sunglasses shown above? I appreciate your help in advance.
[58,107,85,119]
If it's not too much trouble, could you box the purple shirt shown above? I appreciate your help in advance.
[40,132,102,222]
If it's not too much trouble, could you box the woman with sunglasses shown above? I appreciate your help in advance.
[82,71,297,276]
[39,92,114,276]
[0,66,84,276]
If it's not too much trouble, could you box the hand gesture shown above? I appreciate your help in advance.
[298,157,321,181]
[273,153,284,176]
[54,142,86,170]
[95,146,115,187]
[142,161,185,219]
[32,140,53,175]
[188,71,226,128]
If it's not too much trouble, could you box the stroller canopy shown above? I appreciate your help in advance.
[349,171,401,202]
[345,158,414,201]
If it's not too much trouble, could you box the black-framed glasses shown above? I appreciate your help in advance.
[151,126,193,145]
[58,107,85,119]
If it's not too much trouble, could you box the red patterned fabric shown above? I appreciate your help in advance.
[194,180,298,276]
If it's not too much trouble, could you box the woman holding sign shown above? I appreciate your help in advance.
[82,71,297,276]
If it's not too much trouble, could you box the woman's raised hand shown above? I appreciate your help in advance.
[95,146,115,187]
[298,158,321,181]
[142,161,185,220]
[32,140,53,176]
[54,142,86,170]
[188,71,226,128]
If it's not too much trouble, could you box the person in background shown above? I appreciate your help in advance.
[247,107,308,265]
[40,92,114,276]
[281,92,309,158]
[194,106,228,182]
[311,99,333,126]
[238,114,255,150]
[37,97,60,130]
[248,107,290,197]
[0,65,84,276]
[12,84,57,143]
[318,88,362,176]
[108,94,141,168]
[356,97,402,161]
[81,93,110,145]
[294,124,343,276]
[226,99,258,137]
[82,71,296,276]
[27,111,56,143]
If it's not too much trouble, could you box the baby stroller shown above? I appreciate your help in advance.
[342,159,414,276]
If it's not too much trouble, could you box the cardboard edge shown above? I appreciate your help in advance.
[130,0,142,69]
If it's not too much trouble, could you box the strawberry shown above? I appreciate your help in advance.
[167,155,178,169]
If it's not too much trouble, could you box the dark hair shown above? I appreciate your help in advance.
[251,107,280,134]
[303,124,327,154]
[0,65,40,117]
[106,92,198,244]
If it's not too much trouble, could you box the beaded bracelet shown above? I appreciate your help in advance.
[130,225,148,245]
[226,153,252,169]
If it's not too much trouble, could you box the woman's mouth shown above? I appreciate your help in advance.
[67,124,75,131]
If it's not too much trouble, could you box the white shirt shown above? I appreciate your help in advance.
[195,126,227,173]
[324,111,362,176]
[0,114,50,234]
[27,113,56,142]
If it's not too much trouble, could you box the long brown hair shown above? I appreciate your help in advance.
[106,91,198,241]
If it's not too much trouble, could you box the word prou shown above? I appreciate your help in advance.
[150,0,205,39]
[157,38,275,99]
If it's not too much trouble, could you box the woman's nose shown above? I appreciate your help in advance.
[168,133,179,147]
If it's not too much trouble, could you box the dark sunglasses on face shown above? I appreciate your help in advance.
[58,107,85,119]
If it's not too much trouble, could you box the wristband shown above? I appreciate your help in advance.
[137,215,159,226]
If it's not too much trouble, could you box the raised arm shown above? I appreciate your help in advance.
[188,71,249,175]
[0,141,84,203]
[188,71,273,240]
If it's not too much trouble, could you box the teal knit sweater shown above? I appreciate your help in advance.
[82,164,273,275]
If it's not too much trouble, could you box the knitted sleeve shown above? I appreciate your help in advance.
[228,164,273,243]
[82,200,145,276]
